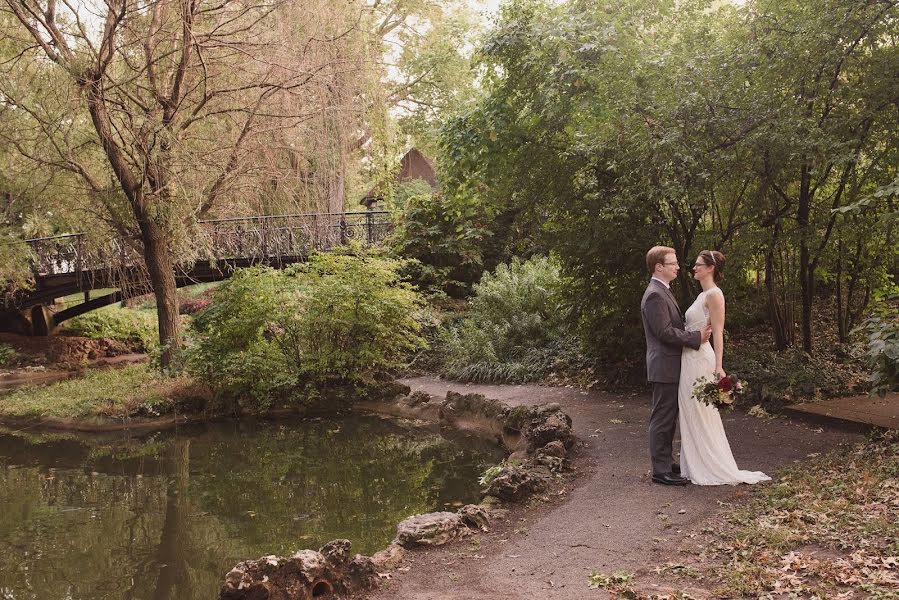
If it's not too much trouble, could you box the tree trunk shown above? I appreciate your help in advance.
[140,219,181,367]
[797,165,814,354]
[765,247,790,351]
[835,237,847,343]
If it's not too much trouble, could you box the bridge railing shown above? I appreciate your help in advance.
[24,233,85,278]
[23,211,393,278]
[198,211,392,260]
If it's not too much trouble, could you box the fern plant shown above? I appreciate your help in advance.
[440,256,580,383]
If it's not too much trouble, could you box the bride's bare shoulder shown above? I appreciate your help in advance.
[705,287,725,303]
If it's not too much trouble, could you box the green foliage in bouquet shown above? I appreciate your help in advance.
[692,374,745,409]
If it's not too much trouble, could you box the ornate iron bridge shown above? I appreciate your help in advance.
[4,211,392,333]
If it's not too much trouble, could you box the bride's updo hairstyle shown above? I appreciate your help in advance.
[699,250,726,283]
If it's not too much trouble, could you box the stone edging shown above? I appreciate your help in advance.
[219,385,577,599]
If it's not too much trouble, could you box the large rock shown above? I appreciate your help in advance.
[485,464,550,502]
[440,391,510,424]
[522,404,574,452]
[458,504,490,531]
[404,390,432,407]
[371,543,405,571]
[535,440,569,473]
[219,540,377,600]
[394,512,468,548]
[537,440,567,458]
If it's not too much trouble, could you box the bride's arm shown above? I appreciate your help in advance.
[707,290,726,377]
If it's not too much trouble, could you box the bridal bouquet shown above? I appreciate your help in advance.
[692,373,746,409]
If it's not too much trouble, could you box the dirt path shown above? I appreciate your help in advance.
[367,377,860,600]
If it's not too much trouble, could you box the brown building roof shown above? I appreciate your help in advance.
[361,148,438,206]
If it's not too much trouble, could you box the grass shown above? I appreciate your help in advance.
[60,305,159,351]
[58,288,119,308]
[0,364,210,421]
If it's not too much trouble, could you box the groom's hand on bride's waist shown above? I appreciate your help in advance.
[701,325,712,343]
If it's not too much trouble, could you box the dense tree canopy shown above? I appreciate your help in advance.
[439,0,898,361]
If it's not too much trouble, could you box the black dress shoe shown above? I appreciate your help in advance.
[652,472,688,486]
[671,463,681,475]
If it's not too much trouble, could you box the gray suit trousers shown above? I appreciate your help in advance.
[649,382,679,475]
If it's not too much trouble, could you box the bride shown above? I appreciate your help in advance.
[678,250,770,486]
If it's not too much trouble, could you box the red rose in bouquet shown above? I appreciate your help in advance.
[693,373,748,409]
[718,376,733,393]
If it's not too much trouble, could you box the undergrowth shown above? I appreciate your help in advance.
[0,364,210,420]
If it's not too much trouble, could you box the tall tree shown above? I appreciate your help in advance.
[0,0,365,364]
[741,0,899,352]
[439,0,898,361]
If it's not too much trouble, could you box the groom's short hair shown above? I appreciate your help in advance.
[646,246,676,273]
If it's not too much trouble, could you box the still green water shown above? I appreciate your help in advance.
[0,414,504,600]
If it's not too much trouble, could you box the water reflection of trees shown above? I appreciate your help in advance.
[0,417,503,599]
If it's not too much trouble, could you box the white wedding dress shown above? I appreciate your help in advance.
[678,288,771,486]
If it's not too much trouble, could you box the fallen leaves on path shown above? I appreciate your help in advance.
[685,430,898,598]
[589,430,899,599]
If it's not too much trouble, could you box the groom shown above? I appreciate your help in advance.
[641,246,711,486]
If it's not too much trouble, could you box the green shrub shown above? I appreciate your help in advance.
[478,463,503,487]
[187,251,427,410]
[727,346,868,409]
[388,189,492,297]
[440,256,581,383]
[0,342,17,367]
[855,298,899,396]
[0,236,34,297]
[63,307,158,352]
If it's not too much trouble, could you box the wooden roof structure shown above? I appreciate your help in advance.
[361,148,438,207]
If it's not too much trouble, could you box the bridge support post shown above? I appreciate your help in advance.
[30,304,55,336]
[0,305,55,336]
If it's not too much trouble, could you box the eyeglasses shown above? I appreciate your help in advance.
[693,262,709,268]
[662,261,679,266]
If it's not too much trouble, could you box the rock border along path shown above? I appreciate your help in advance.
[366,377,860,600]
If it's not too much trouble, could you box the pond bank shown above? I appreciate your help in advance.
[0,351,147,394]
[219,386,579,599]
[0,364,406,431]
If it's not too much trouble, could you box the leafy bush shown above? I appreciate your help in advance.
[855,299,899,396]
[440,256,581,383]
[188,251,427,410]
[388,189,492,297]
[0,236,34,297]
[727,346,868,409]
[63,307,158,352]
[478,463,504,487]
[0,342,18,367]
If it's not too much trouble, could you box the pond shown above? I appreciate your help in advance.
[0,414,505,600]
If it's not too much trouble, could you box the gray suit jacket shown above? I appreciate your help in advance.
[641,279,701,383]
